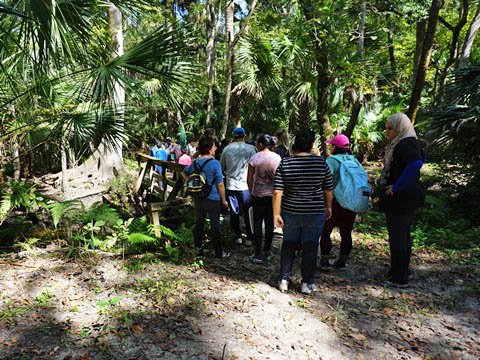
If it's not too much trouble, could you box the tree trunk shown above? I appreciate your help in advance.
[221,0,234,139]
[458,3,480,69]
[437,0,469,99]
[60,136,68,192]
[315,43,332,155]
[359,0,366,59]
[413,19,427,87]
[344,90,362,139]
[205,0,219,126]
[95,2,124,181]
[12,139,20,181]
[220,0,258,139]
[408,0,442,124]
[386,14,396,79]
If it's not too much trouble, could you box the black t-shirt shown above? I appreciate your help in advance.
[382,137,425,212]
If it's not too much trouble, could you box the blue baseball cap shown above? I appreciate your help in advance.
[233,127,246,138]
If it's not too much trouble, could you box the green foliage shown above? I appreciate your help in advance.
[48,200,84,229]
[0,182,46,226]
[84,203,120,228]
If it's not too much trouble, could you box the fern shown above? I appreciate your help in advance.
[84,203,120,227]
[48,200,84,228]
[0,182,47,225]
[128,215,150,233]
[128,232,157,245]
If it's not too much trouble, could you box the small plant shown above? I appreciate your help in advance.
[36,290,56,307]
[15,237,40,253]
[97,296,122,332]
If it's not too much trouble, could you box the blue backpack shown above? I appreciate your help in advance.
[329,155,371,213]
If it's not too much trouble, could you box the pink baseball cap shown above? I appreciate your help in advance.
[326,134,350,149]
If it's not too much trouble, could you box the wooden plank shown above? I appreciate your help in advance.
[136,153,186,173]
[134,160,149,194]
[151,210,161,238]
[161,166,168,201]
[150,198,188,211]
[167,176,185,201]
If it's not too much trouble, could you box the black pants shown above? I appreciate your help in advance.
[227,189,253,241]
[320,199,357,257]
[252,196,274,256]
[386,209,415,284]
[194,198,223,257]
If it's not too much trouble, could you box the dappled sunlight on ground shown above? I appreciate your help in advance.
[0,227,479,359]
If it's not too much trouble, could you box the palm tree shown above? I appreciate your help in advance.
[426,66,480,157]
[0,0,198,185]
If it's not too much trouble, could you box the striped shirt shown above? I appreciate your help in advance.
[274,155,334,214]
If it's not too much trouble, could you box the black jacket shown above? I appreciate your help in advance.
[381,137,426,212]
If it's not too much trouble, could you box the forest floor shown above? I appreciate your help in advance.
[1,221,479,360]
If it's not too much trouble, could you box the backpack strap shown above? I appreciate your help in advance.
[196,158,213,172]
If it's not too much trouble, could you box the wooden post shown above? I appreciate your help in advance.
[134,160,149,194]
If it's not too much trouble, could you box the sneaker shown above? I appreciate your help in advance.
[333,259,346,271]
[408,270,415,281]
[333,255,347,271]
[249,253,264,264]
[317,256,331,271]
[216,250,230,259]
[235,237,243,245]
[386,280,408,289]
[279,279,289,292]
[301,283,317,295]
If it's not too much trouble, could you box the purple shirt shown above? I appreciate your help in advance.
[249,151,281,197]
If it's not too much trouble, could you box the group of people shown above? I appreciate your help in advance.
[176,112,425,294]
[150,136,198,170]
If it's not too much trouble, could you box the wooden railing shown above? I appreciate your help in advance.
[134,153,190,237]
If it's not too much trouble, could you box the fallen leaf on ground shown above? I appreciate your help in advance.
[132,324,143,333]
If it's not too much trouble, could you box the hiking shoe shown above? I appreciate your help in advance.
[216,250,230,259]
[317,256,331,271]
[279,279,289,292]
[333,259,346,271]
[408,271,415,281]
[386,280,408,289]
[249,253,264,264]
[301,283,317,295]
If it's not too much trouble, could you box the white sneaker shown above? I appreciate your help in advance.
[279,279,289,292]
[235,237,243,245]
[301,283,317,295]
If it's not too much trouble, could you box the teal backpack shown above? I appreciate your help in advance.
[329,155,371,213]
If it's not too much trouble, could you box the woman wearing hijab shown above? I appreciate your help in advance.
[273,129,333,294]
[380,112,425,288]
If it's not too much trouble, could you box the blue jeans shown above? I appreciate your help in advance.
[227,189,253,241]
[280,212,326,284]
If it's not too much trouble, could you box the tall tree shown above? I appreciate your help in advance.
[205,0,220,126]
[458,3,480,69]
[412,19,427,87]
[221,0,258,139]
[408,0,442,124]
[300,1,332,154]
[436,0,469,99]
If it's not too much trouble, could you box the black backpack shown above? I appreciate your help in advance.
[187,159,214,199]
